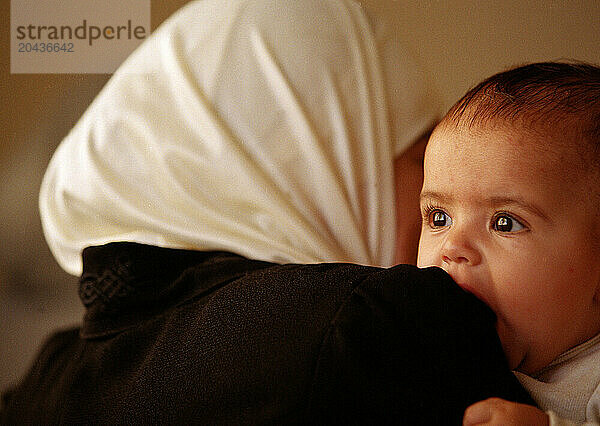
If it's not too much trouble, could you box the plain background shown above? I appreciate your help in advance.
[1,0,599,393]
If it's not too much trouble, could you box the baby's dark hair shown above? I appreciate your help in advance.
[443,61,600,166]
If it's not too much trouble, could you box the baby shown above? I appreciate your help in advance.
[417,62,600,425]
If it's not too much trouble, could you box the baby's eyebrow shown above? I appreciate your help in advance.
[419,191,451,205]
[486,196,551,221]
[419,191,551,222]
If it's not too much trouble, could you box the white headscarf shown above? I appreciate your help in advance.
[40,0,440,276]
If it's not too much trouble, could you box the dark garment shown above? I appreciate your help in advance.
[1,242,533,425]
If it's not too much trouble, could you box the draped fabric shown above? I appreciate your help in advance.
[40,0,440,276]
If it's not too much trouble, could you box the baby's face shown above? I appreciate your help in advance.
[417,121,600,374]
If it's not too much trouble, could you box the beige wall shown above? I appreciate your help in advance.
[392,0,600,111]
[1,0,599,392]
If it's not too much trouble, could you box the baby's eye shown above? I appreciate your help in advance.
[429,210,452,228]
[493,214,525,233]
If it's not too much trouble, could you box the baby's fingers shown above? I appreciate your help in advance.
[463,397,549,426]
[463,398,494,425]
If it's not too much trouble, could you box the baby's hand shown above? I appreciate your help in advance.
[463,397,549,426]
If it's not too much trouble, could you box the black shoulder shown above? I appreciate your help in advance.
[307,264,534,425]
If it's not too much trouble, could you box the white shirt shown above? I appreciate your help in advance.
[515,333,600,425]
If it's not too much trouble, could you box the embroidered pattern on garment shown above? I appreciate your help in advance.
[79,255,135,308]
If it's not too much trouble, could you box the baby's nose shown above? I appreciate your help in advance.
[440,229,482,266]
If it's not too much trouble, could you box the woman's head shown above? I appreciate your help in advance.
[40,0,440,275]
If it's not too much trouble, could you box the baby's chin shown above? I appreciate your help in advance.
[495,320,527,372]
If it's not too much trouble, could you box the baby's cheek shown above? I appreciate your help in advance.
[416,238,435,268]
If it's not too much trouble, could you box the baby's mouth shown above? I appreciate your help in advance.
[441,267,494,309]
[454,281,491,308]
